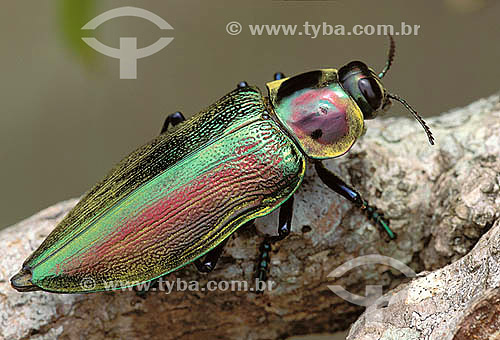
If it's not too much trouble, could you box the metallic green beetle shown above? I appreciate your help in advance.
[11,37,433,293]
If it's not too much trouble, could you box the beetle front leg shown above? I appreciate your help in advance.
[256,195,294,290]
[314,161,396,240]
[160,111,185,134]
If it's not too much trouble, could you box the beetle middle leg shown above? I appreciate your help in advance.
[160,111,185,134]
[237,81,248,88]
[314,161,396,240]
[256,195,294,290]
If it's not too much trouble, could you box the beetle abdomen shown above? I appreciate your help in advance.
[21,87,305,292]
[25,87,266,270]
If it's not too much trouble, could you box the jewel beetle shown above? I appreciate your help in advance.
[11,36,434,293]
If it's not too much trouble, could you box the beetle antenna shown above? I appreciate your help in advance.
[378,35,395,79]
[387,93,435,145]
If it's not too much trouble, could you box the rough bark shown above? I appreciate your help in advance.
[347,219,500,340]
[1,93,498,340]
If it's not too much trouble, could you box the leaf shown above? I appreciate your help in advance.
[57,0,96,62]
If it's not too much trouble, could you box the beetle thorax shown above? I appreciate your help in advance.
[267,69,364,159]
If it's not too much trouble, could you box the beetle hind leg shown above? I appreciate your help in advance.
[133,279,161,298]
[194,219,255,273]
[194,238,229,273]
[314,161,396,240]
[256,195,294,292]
[160,111,186,134]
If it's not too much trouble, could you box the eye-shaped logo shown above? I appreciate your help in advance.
[81,6,174,79]
[328,255,416,307]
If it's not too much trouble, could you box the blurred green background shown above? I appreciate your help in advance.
[1,0,499,230]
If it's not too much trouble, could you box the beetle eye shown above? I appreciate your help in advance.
[358,77,383,110]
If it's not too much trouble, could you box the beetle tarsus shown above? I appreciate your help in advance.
[256,195,294,292]
[256,240,271,293]
[358,199,396,240]
[314,161,396,240]
[160,111,186,134]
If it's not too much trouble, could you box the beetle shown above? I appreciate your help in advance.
[11,36,433,293]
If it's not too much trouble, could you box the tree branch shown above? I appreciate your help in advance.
[1,93,499,339]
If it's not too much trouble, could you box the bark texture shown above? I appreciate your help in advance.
[1,93,499,340]
[347,220,500,340]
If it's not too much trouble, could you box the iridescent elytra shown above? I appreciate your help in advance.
[11,36,434,293]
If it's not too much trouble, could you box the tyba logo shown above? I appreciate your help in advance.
[81,6,174,79]
[327,255,416,307]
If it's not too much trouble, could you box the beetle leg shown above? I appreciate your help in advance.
[273,72,285,80]
[133,279,160,298]
[256,239,271,290]
[256,195,294,291]
[194,219,255,273]
[194,238,229,273]
[270,194,294,243]
[237,81,248,88]
[314,161,396,240]
[160,111,185,134]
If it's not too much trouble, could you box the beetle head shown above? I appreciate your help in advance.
[338,61,390,120]
[266,36,434,160]
[338,35,434,144]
